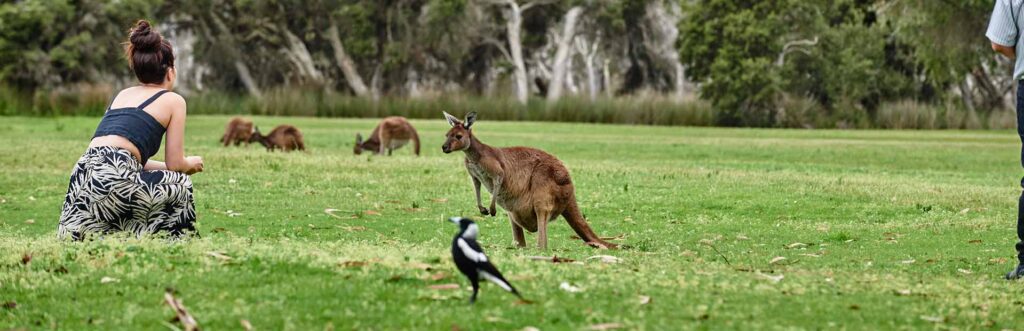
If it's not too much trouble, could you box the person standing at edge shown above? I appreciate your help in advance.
[988,0,1024,279]
[57,20,204,240]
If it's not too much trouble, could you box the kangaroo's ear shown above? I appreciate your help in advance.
[442,111,461,127]
[356,133,363,144]
[464,112,477,129]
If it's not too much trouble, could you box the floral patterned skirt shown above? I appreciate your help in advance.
[57,146,196,240]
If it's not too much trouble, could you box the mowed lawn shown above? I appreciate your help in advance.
[3,115,1024,330]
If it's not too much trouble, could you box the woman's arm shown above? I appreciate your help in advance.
[163,94,203,174]
[144,160,168,171]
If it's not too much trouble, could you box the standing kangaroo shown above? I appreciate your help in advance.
[250,125,306,152]
[354,117,421,156]
[441,112,616,249]
[220,117,254,147]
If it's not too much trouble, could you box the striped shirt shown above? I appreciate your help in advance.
[988,0,1024,80]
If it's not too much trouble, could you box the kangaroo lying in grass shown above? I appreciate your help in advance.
[250,125,306,152]
[220,117,254,147]
[354,117,420,156]
[441,111,616,249]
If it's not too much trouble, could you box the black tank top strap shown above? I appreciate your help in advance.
[137,90,169,110]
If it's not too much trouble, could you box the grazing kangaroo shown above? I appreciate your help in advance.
[250,125,306,152]
[354,117,421,156]
[220,117,254,147]
[441,111,616,250]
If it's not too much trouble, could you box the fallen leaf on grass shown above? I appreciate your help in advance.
[571,234,626,241]
[408,262,434,271]
[920,315,945,323]
[100,276,120,284]
[894,289,912,296]
[588,323,623,330]
[638,295,651,305]
[528,256,579,264]
[755,271,784,283]
[900,259,916,264]
[586,255,622,264]
[514,299,535,305]
[338,226,367,232]
[240,319,252,331]
[968,239,982,244]
[522,327,540,331]
[485,316,506,323]
[428,284,461,290]
[559,282,583,293]
[785,242,807,249]
[431,198,448,203]
[324,208,353,219]
[363,210,381,216]
[165,291,200,331]
[24,219,34,224]
[211,227,228,233]
[957,268,973,275]
[959,208,970,215]
[340,261,371,268]
[207,251,233,261]
[735,234,750,240]
[224,210,242,217]
[990,257,1009,264]
[425,272,448,281]
[27,196,36,201]
[800,253,822,258]
[769,256,787,264]
[2,301,15,309]
[21,253,31,265]
[385,200,403,204]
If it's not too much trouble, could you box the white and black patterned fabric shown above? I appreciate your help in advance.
[57,146,196,240]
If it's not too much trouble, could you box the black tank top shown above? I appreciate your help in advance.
[92,90,169,165]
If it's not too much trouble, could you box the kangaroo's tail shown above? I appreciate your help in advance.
[562,199,617,249]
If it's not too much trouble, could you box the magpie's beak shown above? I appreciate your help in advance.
[448,217,461,224]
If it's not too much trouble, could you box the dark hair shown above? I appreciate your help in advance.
[124,20,174,84]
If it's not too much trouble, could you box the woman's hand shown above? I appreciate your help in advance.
[185,156,204,175]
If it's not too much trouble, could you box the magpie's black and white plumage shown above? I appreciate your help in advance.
[449,217,521,303]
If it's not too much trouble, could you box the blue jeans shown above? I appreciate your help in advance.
[1017,80,1024,263]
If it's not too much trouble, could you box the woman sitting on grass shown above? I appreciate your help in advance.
[57,20,204,240]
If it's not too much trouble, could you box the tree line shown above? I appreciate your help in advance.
[0,0,1013,127]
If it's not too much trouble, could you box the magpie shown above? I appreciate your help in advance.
[449,217,522,303]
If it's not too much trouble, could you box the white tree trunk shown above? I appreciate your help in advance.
[603,58,612,98]
[327,22,370,97]
[281,27,324,85]
[206,14,262,98]
[546,6,584,102]
[574,34,601,101]
[506,5,530,105]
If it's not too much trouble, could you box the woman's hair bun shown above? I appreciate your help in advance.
[129,20,161,52]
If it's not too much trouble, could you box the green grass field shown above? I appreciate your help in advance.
[3,115,1024,330]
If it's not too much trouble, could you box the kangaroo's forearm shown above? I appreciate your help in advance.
[473,177,483,207]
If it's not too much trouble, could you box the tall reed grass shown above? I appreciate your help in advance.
[0,85,1014,129]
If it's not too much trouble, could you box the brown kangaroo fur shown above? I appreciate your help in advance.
[441,111,616,250]
[250,125,306,152]
[355,117,420,156]
[220,117,254,147]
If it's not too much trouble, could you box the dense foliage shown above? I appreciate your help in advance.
[0,0,1014,127]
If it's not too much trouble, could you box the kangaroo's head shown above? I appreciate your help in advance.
[250,126,271,148]
[354,133,381,155]
[442,111,476,154]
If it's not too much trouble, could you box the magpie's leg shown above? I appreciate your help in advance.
[470,278,480,304]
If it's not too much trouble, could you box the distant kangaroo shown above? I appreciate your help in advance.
[355,117,421,156]
[441,111,616,249]
[220,117,254,147]
[250,125,306,152]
